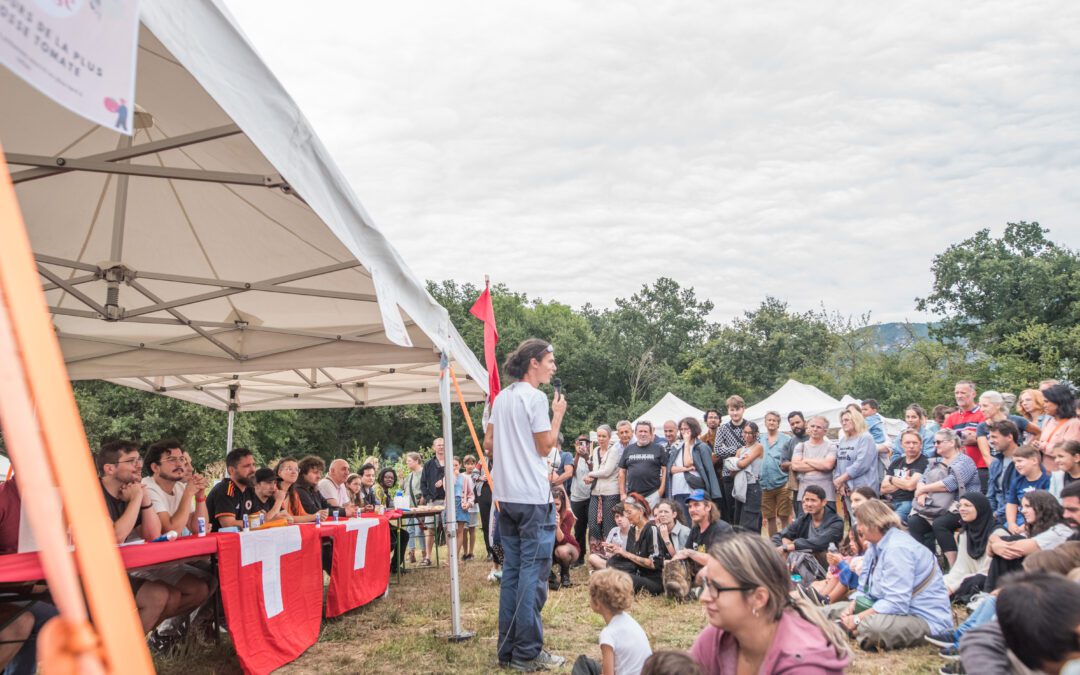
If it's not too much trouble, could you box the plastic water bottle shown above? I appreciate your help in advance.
[394,490,408,510]
[790,573,802,591]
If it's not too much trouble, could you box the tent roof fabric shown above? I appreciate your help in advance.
[633,392,704,429]
[742,379,842,423]
[1,0,486,405]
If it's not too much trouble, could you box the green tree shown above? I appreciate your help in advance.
[685,297,840,401]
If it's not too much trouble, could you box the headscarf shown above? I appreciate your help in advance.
[960,492,994,559]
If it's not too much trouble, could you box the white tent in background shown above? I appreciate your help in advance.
[1,2,487,395]
[1,0,481,642]
[742,379,842,430]
[735,380,902,439]
[634,392,704,429]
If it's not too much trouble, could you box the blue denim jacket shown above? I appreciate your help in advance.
[987,456,1015,526]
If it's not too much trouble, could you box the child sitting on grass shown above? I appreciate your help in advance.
[572,568,652,675]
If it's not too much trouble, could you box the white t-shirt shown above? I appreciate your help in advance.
[599,612,651,675]
[317,477,350,507]
[141,476,190,534]
[491,381,553,505]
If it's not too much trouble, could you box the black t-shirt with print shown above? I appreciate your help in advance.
[886,455,929,502]
[619,442,667,495]
[205,479,258,532]
[685,520,734,553]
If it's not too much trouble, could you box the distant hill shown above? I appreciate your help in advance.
[865,322,932,351]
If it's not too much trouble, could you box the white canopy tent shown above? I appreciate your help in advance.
[740,379,842,431]
[1,0,482,641]
[1,1,487,395]
[633,392,705,429]
[735,380,903,439]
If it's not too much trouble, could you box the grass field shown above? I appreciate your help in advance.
[154,543,944,674]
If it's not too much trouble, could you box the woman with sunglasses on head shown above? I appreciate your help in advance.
[607,493,667,595]
[688,533,850,674]
[908,429,981,567]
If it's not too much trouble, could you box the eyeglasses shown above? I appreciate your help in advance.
[115,457,142,465]
[159,456,183,464]
[933,439,954,445]
[696,577,755,599]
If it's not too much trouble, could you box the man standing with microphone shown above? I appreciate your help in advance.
[484,338,566,671]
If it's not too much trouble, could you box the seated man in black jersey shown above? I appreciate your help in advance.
[204,448,260,531]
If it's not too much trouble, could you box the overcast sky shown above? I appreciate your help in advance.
[223,1,1080,324]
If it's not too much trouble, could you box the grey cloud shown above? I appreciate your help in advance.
[225,0,1080,324]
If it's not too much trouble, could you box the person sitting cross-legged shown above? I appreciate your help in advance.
[665,491,734,600]
[571,568,653,675]
[822,499,953,651]
[587,503,631,572]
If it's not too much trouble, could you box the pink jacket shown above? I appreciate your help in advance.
[690,610,850,674]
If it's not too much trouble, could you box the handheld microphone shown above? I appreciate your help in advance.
[553,378,562,398]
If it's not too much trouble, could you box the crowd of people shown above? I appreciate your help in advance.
[475,340,1080,675]
[3,335,1080,675]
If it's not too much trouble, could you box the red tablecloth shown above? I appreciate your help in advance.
[0,534,222,584]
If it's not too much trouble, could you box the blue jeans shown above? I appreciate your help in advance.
[891,500,914,524]
[4,601,58,675]
[497,502,556,664]
[955,596,996,646]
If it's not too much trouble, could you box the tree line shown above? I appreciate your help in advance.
[54,221,1080,471]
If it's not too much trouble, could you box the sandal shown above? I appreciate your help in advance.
[420,558,431,567]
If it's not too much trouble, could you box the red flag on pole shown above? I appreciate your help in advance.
[469,280,501,402]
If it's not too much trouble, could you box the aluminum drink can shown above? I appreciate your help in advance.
[257,513,265,528]
[197,517,206,537]
[242,514,250,531]
[316,511,322,528]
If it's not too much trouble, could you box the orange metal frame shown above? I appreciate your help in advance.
[0,149,152,673]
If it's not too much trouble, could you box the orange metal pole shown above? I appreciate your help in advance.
[0,149,152,673]
[448,367,495,502]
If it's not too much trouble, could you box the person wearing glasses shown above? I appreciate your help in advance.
[687,533,851,674]
[823,499,952,651]
[97,441,178,634]
[908,430,981,567]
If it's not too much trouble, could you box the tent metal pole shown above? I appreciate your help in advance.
[226,384,239,454]
[226,409,235,454]
[440,351,473,642]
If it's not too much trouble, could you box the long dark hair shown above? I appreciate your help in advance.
[552,486,574,525]
[1043,385,1077,420]
[1023,490,1064,537]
